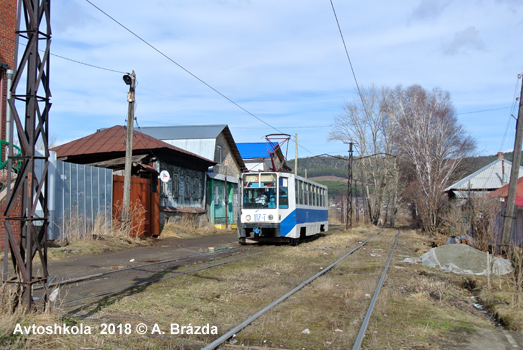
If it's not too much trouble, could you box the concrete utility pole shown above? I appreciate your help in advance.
[122,71,136,226]
[502,76,523,246]
[347,142,353,229]
[295,134,298,175]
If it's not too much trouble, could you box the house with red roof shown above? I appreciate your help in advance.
[51,125,216,236]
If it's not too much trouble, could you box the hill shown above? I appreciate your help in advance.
[289,151,520,198]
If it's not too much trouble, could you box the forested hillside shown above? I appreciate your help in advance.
[290,156,349,178]
[289,152,520,199]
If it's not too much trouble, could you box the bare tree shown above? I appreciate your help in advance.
[329,84,400,225]
[393,85,476,233]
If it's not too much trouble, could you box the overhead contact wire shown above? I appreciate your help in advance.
[84,0,287,137]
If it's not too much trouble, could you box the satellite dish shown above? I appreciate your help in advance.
[159,170,170,183]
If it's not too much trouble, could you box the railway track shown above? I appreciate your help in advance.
[202,228,399,350]
[39,226,406,349]
[53,245,276,315]
[56,229,344,315]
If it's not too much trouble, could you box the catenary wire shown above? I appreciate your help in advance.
[83,0,303,147]
[328,0,372,123]
[0,33,126,74]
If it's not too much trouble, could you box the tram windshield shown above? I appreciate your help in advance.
[243,174,277,209]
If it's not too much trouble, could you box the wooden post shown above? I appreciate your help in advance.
[122,71,136,226]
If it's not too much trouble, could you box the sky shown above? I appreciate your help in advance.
[26,0,523,158]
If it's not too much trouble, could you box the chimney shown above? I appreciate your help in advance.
[497,152,504,159]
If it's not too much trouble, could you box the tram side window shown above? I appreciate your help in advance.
[298,181,302,205]
[279,177,288,208]
[304,183,308,206]
[295,180,299,204]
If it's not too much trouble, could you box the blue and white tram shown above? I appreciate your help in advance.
[238,172,328,244]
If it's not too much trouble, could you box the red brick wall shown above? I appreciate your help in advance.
[0,191,22,251]
[0,0,19,251]
[0,0,18,68]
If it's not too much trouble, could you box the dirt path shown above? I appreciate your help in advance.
[467,328,523,349]
[44,232,239,279]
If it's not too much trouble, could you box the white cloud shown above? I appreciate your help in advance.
[27,0,521,157]
[410,0,452,21]
[441,26,486,55]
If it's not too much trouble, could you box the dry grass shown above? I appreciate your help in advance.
[476,246,523,331]
[46,201,150,260]
[160,213,229,239]
[361,229,494,349]
[0,283,76,349]
[2,225,520,349]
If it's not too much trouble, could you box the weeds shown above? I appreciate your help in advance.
[112,200,147,238]
[58,200,146,245]
[161,213,220,238]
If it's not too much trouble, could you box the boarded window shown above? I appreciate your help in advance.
[185,176,191,200]
[172,173,179,198]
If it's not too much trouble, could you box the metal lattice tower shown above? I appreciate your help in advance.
[3,0,51,312]
[347,142,353,229]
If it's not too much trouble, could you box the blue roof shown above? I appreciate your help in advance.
[236,143,269,159]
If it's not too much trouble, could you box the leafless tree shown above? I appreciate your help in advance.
[329,84,400,225]
[393,85,476,233]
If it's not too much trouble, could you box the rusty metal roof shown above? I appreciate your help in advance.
[51,125,216,168]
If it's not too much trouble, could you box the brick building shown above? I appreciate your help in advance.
[0,0,19,251]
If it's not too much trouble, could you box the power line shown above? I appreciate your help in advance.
[328,0,372,122]
[50,52,126,74]
[0,32,125,74]
[456,107,510,115]
[84,0,296,146]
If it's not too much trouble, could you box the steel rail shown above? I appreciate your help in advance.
[62,248,275,307]
[352,228,400,350]
[37,248,241,290]
[201,228,385,350]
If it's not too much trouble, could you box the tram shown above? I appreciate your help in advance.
[238,172,328,244]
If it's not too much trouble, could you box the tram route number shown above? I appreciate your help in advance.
[254,214,267,221]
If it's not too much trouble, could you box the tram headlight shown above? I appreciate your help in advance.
[245,215,251,221]
[268,214,274,221]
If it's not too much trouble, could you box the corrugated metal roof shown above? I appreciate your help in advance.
[139,124,246,170]
[164,139,216,161]
[445,158,523,191]
[139,125,227,140]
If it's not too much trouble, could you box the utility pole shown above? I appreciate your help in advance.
[347,142,353,229]
[122,71,136,226]
[502,75,523,247]
[295,134,298,175]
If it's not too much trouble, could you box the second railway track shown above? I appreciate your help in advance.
[52,225,402,349]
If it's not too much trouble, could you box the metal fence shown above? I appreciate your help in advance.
[40,152,113,240]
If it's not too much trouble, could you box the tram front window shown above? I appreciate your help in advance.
[243,188,276,209]
[243,174,277,209]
